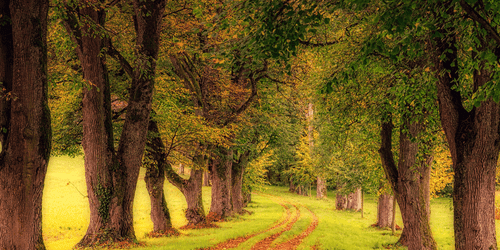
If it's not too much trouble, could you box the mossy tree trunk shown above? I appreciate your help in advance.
[114,0,167,239]
[336,193,348,210]
[63,0,167,245]
[346,188,362,212]
[0,0,51,248]
[63,1,123,245]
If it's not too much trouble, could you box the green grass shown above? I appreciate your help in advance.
[41,156,500,249]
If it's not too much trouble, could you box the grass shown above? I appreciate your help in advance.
[41,156,500,249]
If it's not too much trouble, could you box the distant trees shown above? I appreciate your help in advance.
[0,0,51,248]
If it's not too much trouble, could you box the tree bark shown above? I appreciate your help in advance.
[0,1,51,248]
[289,177,296,193]
[203,169,210,186]
[336,193,348,210]
[346,188,362,211]
[316,176,327,199]
[63,0,167,245]
[209,147,233,219]
[378,118,436,249]
[165,151,207,226]
[430,4,500,248]
[232,150,250,214]
[144,119,176,234]
[63,2,123,245]
[377,193,394,228]
[114,0,167,239]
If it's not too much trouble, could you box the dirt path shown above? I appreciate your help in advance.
[201,193,319,250]
[250,203,300,250]
[202,194,295,250]
[272,205,319,250]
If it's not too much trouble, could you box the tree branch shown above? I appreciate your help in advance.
[299,38,342,47]
[105,39,134,78]
[378,115,398,190]
[459,0,500,46]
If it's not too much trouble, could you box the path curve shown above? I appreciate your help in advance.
[201,192,319,250]
[202,193,294,250]
[250,203,301,250]
[272,205,319,250]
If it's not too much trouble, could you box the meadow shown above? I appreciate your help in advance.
[42,156,493,249]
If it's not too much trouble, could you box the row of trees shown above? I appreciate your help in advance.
[2,0,500,249]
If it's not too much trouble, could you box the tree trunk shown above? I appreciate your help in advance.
[63,0,167,245]
[203,169,210,186]
[377,193,394,228]
[0,1,51,248]
[165,151,207,226]
[179,163,185,175]
[181,168,206,225]
[336,193,348,210]
[289,177,296,193]
[346,188,362,211]
[63,2,124,245]
[232,151,250,214]
[316,176,327,199]
[379,118,436,249]
[114,0,167,239]
[144,119,176,234]
[209,147,233,219]
[432,7,499,248]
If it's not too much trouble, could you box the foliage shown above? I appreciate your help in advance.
[284,136,316,188]
[430,145,454,198]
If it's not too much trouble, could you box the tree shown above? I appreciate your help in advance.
[143,119,178,235]
[60,0,167,245]
[431,2,499,248]
[369,0,500,247]
[0,0,51,248]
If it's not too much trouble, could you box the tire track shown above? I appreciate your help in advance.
[272,205,319,250]
[202,193,294,250]
[250,203,301,250]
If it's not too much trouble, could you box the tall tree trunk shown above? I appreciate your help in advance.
[379,118,436,249]
[114,0,167,239]
[63,0,167,245]
[209,147,233,219]
[0,0,51,248]
[377,193,394,228]
[432,5,499,247]
[63,2,123,245]
[144,119,176,234]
